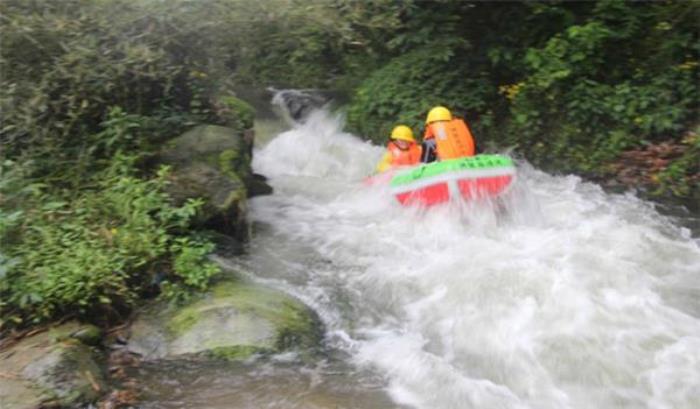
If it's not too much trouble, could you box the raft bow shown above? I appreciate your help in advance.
[389,154,516,206]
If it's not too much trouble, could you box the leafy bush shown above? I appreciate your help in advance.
[505,3,699,173]
[224,0,396,89]
[344,1,698,199]
[0,155,220,328]
[346,43,492,144]
[160,237,221,304]
[343,1,573,146]
[0,0,236,167]
[216,96,256,132]
[0,0,245,329]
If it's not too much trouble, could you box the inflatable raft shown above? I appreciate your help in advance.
[387,154,516,206]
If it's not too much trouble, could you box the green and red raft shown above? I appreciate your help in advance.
[387,154,516,206]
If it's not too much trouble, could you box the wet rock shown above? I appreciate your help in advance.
[70,324,103,347]
[270,89,331,124]
[246,173,273,197]
[127,279,322,361]
[0,322,106,408]
[0,378,47,409]
[161,125,252,175]
[168,161,248,238]
[160,125,253,238]
[215,95,255,133]
[208,231,247,255]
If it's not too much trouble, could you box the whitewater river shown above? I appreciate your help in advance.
[136,104,700,409]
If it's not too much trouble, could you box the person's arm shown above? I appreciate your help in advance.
[421,139,436,163]
[375,151,393,173]
[421,124,436,163]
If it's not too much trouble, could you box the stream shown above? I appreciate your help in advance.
[133,92,700,409]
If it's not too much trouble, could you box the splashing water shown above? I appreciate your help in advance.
[245,107,700,409]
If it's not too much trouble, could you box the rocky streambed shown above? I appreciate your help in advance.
[0,96,330,408]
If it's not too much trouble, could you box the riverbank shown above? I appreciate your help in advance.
[0,101,275,407]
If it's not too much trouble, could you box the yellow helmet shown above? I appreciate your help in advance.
[426,106,452,123]
[390,125,415,142]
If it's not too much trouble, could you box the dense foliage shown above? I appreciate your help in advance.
[0,154,219,326]
[0,0,242,330]
[0,0,245,160]
[504,2,698,173]
[341,1,698,202]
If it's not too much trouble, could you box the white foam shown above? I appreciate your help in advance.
[248,107,700,409]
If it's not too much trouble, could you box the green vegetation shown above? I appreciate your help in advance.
[1,0,697,331]
[340,2,699,201]
[347,45,493,143]
[217,96,256,132]
[0,0,242,330]
[206,345,269,361]
[0,153,220,327]
[503,2,698,174]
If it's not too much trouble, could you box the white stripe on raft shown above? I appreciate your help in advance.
[390,166,516,195]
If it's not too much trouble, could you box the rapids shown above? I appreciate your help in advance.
[242,106,700,409]
[132,97,699,409]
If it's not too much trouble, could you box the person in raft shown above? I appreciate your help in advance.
[375,125,422,173]
[420,106,476,163]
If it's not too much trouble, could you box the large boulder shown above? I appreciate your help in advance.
[0,322,106,408]
[127,279,322,361]
[160,124,253,178]
[159,125,271,238]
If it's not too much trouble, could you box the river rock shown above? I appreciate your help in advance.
[270,89,331,124]
[215,95,256,133]
[160,125,259,238]
[246,173,274,197]
[0,322,106,408]
[161,125,253,176]
[127,279,322,361]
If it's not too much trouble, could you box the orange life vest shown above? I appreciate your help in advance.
[388,141,422,167]
[424,118,475,160]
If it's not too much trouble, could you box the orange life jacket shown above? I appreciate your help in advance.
[388,141,422,167]
[424,118,475,160]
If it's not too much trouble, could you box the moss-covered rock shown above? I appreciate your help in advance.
[216,95,256,132]
[205,345,268,361]
[43,321,103,347]
[160,125,256,237]
[166,161,248,238]
[161,124,252,176]
[127,279,322,361]
[0,322,106,408]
